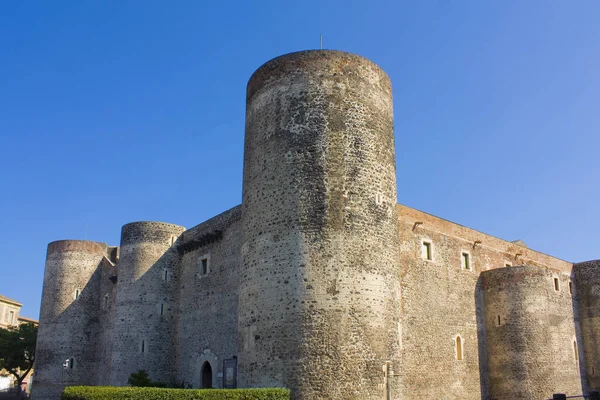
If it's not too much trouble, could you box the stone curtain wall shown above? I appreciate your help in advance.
[239,50,402,400]
[397,204,581,399]
[397,213,484,399]
[176,206,242,389]
[94,254,118,386]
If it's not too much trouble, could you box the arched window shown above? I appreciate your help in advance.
[201,361,212,388]
[455,336,463,361]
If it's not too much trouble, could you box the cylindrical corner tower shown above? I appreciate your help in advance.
[481,265,582,400]
[238,50,402,399]
[573,259,600,392]
[109,221,185,386]
[32,240,108,400]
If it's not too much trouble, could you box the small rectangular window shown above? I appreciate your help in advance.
[8,311,15,324]
[160,303,164,316]
[74,289,80,300]
[554,277,560,292]
[461,252,471,270]
[497,315,501,326]
[141,340,145,353]
[569,281,573,295]
[200,258,209,275]
[163,269,169,281]
[103,294,109,309]
[505,263,512,267]
[69,358,74,369]
[422,241,432,261]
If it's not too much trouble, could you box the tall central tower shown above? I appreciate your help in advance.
[238,50,402,399]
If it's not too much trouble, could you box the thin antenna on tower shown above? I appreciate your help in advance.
[320,34,323,49]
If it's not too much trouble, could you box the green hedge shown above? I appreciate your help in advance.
[61,386,290,400]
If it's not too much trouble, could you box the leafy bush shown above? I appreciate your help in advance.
[127,370,153,387]
[61,386,290,400]
[126,370,180,388]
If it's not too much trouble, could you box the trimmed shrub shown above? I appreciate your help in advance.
[61,386,290,400]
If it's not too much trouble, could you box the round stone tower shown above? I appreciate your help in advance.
[573,259,600,392]
[481,265,582,399]
[33,240,107,400]
[109,221,185,386]
[238,50,402,399]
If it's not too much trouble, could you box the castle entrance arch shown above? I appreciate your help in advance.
[195,349,218,388]
[201,361,212,388]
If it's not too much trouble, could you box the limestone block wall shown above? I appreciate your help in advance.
[109,222,186,386]
[573,259,600,392]
[239,50,402,400]
[175,206,242,389]
[481,265,581,400]
[32,241,107,400]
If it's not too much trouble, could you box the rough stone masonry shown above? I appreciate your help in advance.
[32,50,600,400]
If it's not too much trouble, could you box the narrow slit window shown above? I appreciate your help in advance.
[554,278,560,292]
[160,303,164,316]
[455,336,463,360]
[163,269,169,281]
[141,340,145,353]
[103,294,109,309]
[200,258,209,276]
[497,315,501,326]
[569,281,573,295]
[422,242,432,261]
[461,252,471,270]
[574,341,578,361]
[8,311,14,325]
[69,358,74,369]
[74,289,80,300]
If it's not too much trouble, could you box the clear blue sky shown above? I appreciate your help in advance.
[1,1,598,319]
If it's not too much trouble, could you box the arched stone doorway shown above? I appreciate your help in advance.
[201,361,212,388]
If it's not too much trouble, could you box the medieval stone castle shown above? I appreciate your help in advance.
[33,50,599,400]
